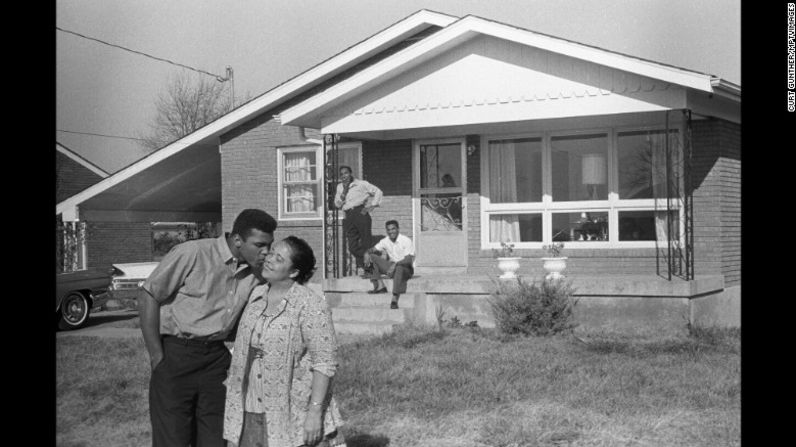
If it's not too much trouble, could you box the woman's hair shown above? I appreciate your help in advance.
[282,236,317,284]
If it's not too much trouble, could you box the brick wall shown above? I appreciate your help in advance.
[689,118,740,286]
[56,152,104,202]
[690,118,741,285]
[85,221,152,269]
[718,120,740,286]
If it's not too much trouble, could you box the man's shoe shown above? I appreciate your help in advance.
[368,287,388,294]
[390,301,399,309]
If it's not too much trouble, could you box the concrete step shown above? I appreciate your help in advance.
[332,321,397,335]
[325,276,395,292]
[326,292,415,308]
[331,306,406,323]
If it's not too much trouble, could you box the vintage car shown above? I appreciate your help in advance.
[110,262,159,292]
[56,268,113,330]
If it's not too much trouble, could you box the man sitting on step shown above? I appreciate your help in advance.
[364,220,415,309]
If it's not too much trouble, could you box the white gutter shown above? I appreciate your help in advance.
[710,78,741,101]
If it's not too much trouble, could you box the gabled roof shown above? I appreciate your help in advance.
[56,142,109,178]
[280,14,740,127]
[56,9,457,217]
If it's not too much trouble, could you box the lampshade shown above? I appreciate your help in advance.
[581,153,606,185]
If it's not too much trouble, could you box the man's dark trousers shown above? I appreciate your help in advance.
[368,255,414,294]
[149,335,230,447]
[344,205,372,268]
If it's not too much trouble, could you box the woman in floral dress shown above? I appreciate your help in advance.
[224,236,346,447]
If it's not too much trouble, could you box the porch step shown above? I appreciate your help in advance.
[331,306,407,335]
[326,280,415,335]
[330,321,397,335]
[333,307,406,323]
[326,291,414,308]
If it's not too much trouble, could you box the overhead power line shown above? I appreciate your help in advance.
[56,129,146,142]
[56,26,229,81]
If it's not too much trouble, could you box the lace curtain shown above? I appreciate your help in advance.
[284,152,315,213]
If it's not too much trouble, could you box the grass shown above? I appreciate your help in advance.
[56,325,739,447]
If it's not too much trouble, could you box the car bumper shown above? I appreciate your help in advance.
[90,290,111,310]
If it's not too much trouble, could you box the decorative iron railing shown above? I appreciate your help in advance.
[323,134,356,278]
[655,109,694,280]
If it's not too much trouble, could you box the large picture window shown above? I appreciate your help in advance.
[482,125,682,249]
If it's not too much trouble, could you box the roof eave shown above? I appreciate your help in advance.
[710,78,741,101]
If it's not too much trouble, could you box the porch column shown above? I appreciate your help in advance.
[323,134,340,279]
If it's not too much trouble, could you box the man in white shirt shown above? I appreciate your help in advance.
[334,165,383,275]
[364,220,415,309]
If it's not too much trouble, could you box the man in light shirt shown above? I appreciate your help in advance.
[334,165,383,276]
[139,209,277,447]
[364,220,415,309]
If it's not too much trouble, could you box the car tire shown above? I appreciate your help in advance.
[58,292,91,331]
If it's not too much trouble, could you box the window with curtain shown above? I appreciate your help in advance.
[483,125,683,248]
[281,148,319,217]
[488,137,542,243]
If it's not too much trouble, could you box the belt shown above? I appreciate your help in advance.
[162,334,225,346]
[344,204,366,213]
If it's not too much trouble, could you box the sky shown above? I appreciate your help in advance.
[56,0,740,174]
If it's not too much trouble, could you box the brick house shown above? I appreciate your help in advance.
[57,11,740,332]
[56,142,108,203]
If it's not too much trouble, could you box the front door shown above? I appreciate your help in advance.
[413,139,467,267]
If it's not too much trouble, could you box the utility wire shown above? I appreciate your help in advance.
[57,129,146,142]
[56,26,229,81]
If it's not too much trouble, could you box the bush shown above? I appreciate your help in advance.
[488,277,577,336]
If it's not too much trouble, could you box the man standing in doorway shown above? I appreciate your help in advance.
[365,220,415,309]
[139,209,277,447]
[334,165,383,276]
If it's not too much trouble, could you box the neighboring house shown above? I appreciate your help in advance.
[56,142,109,203]
[56,10,740,331]
[56,142,109,271]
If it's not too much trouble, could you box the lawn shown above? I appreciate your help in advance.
[56,325,739,447]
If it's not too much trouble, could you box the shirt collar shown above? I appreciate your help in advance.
[216,233,249,273]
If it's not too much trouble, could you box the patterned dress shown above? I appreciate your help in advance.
[223,282,346,447]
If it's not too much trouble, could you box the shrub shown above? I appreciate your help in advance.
[488,277,577,336]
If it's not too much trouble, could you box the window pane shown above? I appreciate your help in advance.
[617,130,679,199]
[551,134,608,201]
[489,214,542,242]
[420,193,462,231]
[285,184,318,213]
[488,137,542,203]
[618,210,680,241]
[284,152,316,181]
[552,211,609,241]
[420,144,461,188]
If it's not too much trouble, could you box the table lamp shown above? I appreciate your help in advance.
[581,153,606,200]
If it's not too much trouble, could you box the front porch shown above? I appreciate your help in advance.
[323,272,731,336]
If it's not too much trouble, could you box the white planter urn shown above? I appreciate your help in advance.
[497,257,522,279]
[541,257,568,280]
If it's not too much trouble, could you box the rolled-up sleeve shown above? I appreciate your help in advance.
[141,243,196,303]
[301,292,339,378]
